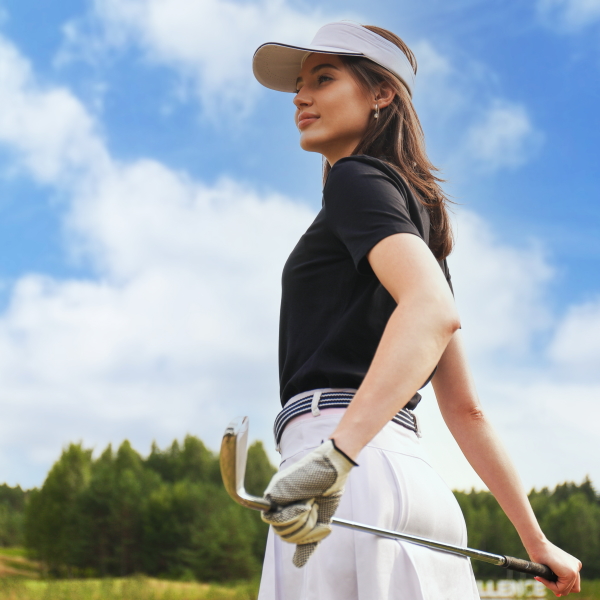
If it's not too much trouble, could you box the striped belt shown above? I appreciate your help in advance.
[274,389,420,449]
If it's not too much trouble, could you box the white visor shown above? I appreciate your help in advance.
[253,21,415,97]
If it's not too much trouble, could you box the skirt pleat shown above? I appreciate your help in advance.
[258,411,480,600]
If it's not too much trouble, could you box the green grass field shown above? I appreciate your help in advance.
[579,580,600,600]
[0,548,259,599]
[1,577,600,600]
[2,576,600,600]
[1,548,599,599]
[0,578,259,600]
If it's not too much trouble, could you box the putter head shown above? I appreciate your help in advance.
[220,416,272,511]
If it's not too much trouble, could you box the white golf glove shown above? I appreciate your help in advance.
[261,439,357,567]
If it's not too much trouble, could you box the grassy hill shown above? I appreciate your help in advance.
[0,549,40,579]
[0,548,259,599]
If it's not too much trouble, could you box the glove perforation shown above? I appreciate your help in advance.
[261,440,356,568]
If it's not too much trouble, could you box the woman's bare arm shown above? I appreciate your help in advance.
[330,232,460,460]
[433,332,582,596]
[330,230,581,596]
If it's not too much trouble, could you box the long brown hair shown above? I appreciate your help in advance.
[323,25,453,260]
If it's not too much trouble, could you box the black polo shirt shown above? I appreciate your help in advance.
[278,155,452,407]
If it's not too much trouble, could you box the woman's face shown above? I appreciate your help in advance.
[294,53,373,165]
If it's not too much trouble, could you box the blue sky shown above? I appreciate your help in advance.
[0,0,598,492]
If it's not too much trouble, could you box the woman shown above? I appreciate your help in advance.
[252,21,581,600]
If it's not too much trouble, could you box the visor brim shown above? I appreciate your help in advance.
[252,43,363,93]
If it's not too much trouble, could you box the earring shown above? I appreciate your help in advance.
[374,103,379,119]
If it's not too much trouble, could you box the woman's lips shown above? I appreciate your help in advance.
[298,116,319,129]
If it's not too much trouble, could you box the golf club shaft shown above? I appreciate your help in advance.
[333,518,557,580]
[220,417,557,582]
[239,494,556,581]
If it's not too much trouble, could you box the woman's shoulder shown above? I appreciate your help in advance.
[325,154,406,195]
[329,154,400,178]
[323,154,411,211]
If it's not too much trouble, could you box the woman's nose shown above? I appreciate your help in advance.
[293,89,312,108]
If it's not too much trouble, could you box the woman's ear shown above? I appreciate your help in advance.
[375,82,396,109]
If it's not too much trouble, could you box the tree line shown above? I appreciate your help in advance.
[456,477,600,579]
[0,483,27,547]
[1,438,598,581]
[18,436,275,581]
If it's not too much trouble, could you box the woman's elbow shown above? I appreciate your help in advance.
[466,405,486,422]
[429,294,461,337]
[401,288,461,337]
[443,309,461,336]
[444,402,487,425]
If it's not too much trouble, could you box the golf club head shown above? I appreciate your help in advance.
[220,416,271,511]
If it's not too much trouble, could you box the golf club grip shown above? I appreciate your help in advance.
[502,555,557,582]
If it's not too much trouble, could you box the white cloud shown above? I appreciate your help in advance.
[411,39,477,123]
[472,379,600,490]
[418,212,556,492]
[418,259,600,491]
[57,0,350,118]
[548,296,600,375]
[418,365,600,492]
[0,21,597,496]
[449,211,553,358]
[465,101,543,171]
[0,38,109,185]
[538,0,600,30]
[409,43,543,174]
[427,211,599,490]
[56,1,544,176]
[0,32,314,486]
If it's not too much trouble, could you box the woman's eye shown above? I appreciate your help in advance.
[294,75,332,93]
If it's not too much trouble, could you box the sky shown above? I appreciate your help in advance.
[0,0,598,493]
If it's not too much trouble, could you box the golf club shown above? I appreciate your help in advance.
[220,416,557,582]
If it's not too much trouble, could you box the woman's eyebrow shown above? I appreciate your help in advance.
[295,63,340,87]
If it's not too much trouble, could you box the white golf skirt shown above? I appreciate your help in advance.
[258,407,480,600]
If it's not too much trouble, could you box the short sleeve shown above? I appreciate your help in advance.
[323,157,422,273]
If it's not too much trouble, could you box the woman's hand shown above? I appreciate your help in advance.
[260,439,357,567]
[527,538,582,597]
